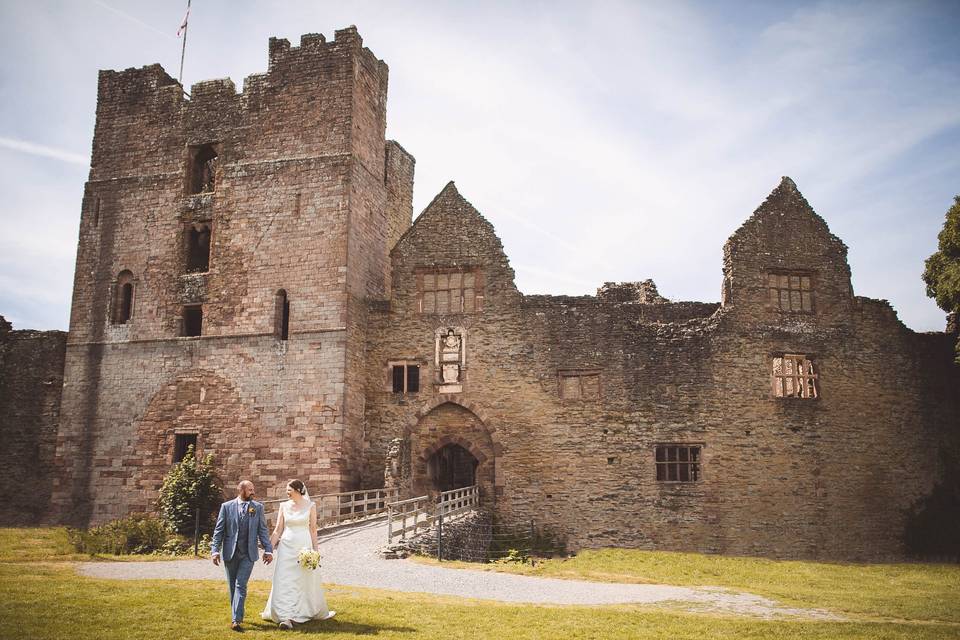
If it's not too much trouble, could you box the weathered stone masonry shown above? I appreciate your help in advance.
[0,317,66,525]
[46,27,412,526]
[8,27,956,560]
[364,178,959,561]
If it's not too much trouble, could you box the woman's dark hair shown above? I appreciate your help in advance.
[288,479,306,495]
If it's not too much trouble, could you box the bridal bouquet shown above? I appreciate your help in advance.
[297,548,321,570]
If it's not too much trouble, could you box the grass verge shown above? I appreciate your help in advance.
[0,527,201,563]
[2,563,960,640]
[411,548,960,623]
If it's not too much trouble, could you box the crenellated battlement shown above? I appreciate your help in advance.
[89,27,390,184]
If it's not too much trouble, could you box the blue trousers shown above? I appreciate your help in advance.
[222,552,255,623]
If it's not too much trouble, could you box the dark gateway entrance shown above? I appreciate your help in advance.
[427,444,478,492]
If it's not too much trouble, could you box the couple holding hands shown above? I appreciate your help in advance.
[211,479,336,632]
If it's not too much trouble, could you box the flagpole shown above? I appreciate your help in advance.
[178,0,191,88]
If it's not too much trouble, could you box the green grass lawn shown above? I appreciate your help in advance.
[414,548,960,624]
[0,527,198,563]
[1,528,958,639]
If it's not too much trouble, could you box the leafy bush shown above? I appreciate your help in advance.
[67,514,172,555]
[493,548,529,564]
[156,446,223,537]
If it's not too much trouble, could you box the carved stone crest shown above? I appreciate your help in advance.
[435,327,465,393]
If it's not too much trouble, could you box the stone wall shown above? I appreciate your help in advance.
[50,28,411,526]
[363,179,960,561]
[0,317,66,524]
[31,26,960,561]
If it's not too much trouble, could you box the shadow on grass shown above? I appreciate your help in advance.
[245,619,418,635]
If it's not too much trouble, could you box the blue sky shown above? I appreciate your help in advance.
[0,1,958,332]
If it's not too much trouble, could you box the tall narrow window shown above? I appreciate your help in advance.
[390,362,420,393]
[186,223,211,273]
[173,433,198,463]
[111,270,135,324]
[275,289,290,340]
[772,354,818,398]
[655,445,702,482]
[182,305,203,337]
[189,144,219,194]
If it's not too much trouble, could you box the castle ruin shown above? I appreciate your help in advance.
[2,27,957,561]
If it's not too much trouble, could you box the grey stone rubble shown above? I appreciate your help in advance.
[78,519,843,620]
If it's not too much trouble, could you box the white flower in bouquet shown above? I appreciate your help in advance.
[297,547,321,570]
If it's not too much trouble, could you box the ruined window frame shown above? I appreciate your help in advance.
[558,369,601,401]
[185,221,212,274]
[771,353,819,399]
[767,270,815,314]
[388,360,421,394]
[415,267,484,315]
[655,444,703,483]
[275,289,290,340]
[110,270,135,325]
[181,304,203,338]
[186,143,220,195]
[172,432,199,464]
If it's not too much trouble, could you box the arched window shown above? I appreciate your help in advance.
[275,289,290,340]
[111,270,135,324]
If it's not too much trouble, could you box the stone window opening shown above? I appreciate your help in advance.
[768,271,814,313]
[772,354,818,399]
[173,433,198,463]
[188,144,219,194]
[558,369,601,400]
[275,289,290,340]
[93,196,101,227]
[182,305,203,337]
[389,361,420,394]
[655,444,702,482]
[417,268,483,314]
[111,270,135,325]
[186,222,211,273]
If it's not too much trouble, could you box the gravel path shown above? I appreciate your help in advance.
[78,519,840,620]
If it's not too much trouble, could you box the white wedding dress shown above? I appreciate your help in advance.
[261,500,332,624]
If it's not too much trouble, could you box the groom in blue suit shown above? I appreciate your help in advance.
[211,480,273,632]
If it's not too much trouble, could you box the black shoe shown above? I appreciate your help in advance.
[231,621,243,632]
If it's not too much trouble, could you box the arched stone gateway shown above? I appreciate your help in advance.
[406,402,496,503]
[427,443,478,492]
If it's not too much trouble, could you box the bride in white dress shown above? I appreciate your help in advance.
[261,480,335,629]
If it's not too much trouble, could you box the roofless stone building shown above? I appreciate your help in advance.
[3,27,956,560]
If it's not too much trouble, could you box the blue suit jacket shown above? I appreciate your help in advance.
[211,499,273,562]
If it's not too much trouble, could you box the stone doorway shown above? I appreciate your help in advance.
[426,443,478,492]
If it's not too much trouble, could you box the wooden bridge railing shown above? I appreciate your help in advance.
[386,494,432,542]
[437,485,479,519]
[386,485,479,543]
[265,487,398,530]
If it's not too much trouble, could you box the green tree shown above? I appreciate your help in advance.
[922,195,960,361]
[156,446,223,537]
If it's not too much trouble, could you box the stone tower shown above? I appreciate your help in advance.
[50,28,414,526]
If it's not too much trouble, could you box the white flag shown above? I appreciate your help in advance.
[177,8,190,37]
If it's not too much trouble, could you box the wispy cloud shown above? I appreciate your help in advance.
[0,1,956,331]
[91,0,177,41]
[0,136,88,166]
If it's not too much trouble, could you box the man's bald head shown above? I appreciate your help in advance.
[236,480,255,500]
